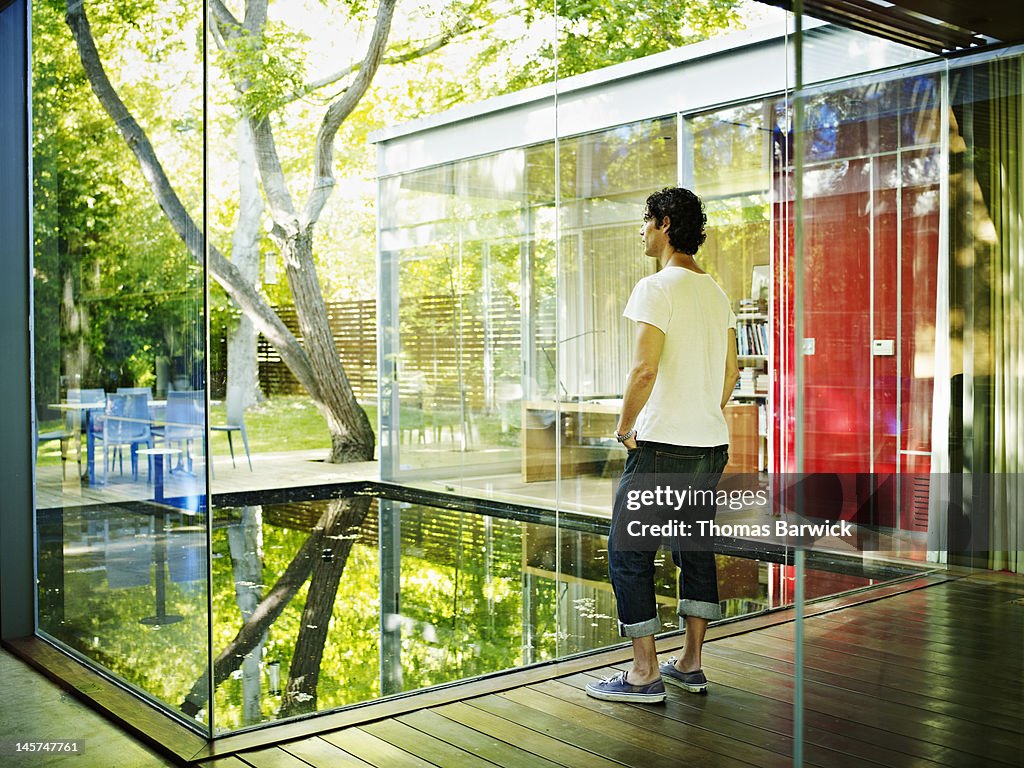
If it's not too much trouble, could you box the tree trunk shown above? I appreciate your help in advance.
[226,505,266,725]
[179,498,354,716]
[281,228,375,461]
[278,496,372,717]
[226,119,265,423]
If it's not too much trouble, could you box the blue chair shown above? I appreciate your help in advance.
[94,393,154,483]
[66,388,106,479]
[163,391,205,473]
[68,387,105,404]
[117,386,153,398]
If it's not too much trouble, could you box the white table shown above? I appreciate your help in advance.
[138,447,181,503]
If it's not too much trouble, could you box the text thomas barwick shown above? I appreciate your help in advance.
[626,519,854,538]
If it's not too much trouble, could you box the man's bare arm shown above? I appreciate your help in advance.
[617,321,665,448]
[721,327,740,409]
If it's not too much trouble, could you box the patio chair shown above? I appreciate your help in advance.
[211,416,252,470]
[66,388,106,477]
[119,387,163,436]
[68,387,106,404]
[35,416,74,479]
[117,386,153,398]
[162,390,205,474]
[94,392,154,483]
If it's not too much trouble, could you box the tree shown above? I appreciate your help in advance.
[65,0,382,460]
[62,0,746,462]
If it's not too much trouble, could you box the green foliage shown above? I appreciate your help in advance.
[491,0,745,92]
[32,0,202,399]
[215,22,310,121]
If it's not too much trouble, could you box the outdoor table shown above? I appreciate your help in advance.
[138,447,181,503]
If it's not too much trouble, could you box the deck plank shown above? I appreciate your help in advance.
[500,686,756,767]
[396,708,566,768]
[754,623,1024,687]
[199,757,251,768]
[322,727,439,768]
[528,677,791,768]
[359,718,498,768]
[279,736,372,767]
[468,692,703,768]
[431,700,629,768]
[234,746,322,768]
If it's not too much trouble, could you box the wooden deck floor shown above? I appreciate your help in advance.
[190,573,1024,768]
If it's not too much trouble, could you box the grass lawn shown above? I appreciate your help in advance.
[212,395,378,455]
[35,395,379,466]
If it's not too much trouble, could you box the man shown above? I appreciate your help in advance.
[585,187,739,704]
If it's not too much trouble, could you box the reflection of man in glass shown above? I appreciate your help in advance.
[586,187,738,703]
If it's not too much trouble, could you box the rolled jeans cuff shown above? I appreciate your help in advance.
[618,615,661,638]
[679,599,722,622]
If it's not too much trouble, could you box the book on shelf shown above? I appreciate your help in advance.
[736,320,767,356]
[733,368,758,398]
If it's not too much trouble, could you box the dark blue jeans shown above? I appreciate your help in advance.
[607,441,729,637]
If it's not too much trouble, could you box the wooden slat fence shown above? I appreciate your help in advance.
[224,295,522,412]
[247,299,378,399]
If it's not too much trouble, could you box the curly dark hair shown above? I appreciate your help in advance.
[643,187,707,255]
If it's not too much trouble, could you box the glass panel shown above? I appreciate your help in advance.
[790,12,976,766]
[544,118,676,512]
[31,0,210,729]
[690,102,773,476]
[382,147,550,486]
[786,67,944,539]
[946,55,1024,570]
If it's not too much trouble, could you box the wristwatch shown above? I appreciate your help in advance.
[615,428,637,443]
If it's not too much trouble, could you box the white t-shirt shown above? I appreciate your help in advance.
[623,267,736,447]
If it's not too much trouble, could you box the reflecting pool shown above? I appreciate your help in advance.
[37,490,919,733]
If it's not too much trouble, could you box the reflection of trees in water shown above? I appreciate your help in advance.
[181,496,372,718]
[279,496,371,716]
[195,500,532,726]
[226,506,265,726]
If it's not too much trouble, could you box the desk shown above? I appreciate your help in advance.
[49,401,105,483]
[521,400,760,482]
[522,400,620,482]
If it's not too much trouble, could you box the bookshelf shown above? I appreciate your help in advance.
[732,299,769,471]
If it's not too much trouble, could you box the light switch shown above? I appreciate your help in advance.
[872,339,895,355]
[802,337,815,355]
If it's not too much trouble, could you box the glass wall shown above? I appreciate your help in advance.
[791,11,1024,765]
[379,147,554,484]
[32,0,211,729]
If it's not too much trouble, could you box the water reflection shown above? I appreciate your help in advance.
[39,494,901,733]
